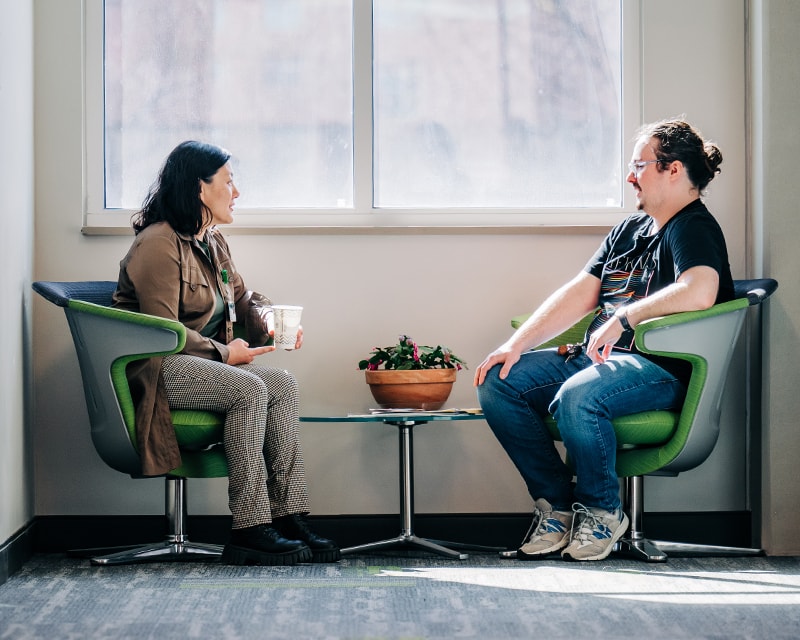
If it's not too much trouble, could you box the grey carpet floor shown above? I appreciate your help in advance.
[2,552,800,639]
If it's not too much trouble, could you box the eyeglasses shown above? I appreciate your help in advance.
[627,160,661,176]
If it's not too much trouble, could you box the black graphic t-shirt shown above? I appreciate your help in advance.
[582,199,734,381]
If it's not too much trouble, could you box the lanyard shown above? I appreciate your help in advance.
[200,234,236,344]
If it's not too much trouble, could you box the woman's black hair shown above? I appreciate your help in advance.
[132,141,231,235]
[637,119,722,193]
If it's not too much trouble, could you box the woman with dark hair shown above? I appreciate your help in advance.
[113,141,339,566]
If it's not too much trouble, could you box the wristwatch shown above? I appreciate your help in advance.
[615,309,632,331]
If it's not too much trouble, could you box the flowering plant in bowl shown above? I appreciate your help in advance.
[358,334,467,371]
[358,336,466,409]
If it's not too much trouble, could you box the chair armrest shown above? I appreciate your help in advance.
[633,297,750,359]
[68,299,188,355]
[734,278,778,305]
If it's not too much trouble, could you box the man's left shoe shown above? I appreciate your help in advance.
[272,514,342,563]
[561,503,629,562]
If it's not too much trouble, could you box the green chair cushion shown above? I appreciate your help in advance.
[545,410,679,478]
[545,411,678,447]
[171,409,225,450]
[169,410,227,478]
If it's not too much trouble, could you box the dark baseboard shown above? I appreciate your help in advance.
[0,521,36,587]
[32,510,755,555]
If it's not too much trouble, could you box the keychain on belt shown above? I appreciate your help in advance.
[558,342,586,363]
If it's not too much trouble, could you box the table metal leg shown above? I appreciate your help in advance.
[341,421,472,559]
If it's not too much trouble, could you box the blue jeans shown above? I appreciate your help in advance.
[477,348,686,512]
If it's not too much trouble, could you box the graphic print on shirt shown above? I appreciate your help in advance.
[587,234,658,351]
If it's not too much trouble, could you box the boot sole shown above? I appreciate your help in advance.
[311,548,342,563]
[221,543,312,566]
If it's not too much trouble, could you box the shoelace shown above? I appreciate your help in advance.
[570,503,615,543]
[570,503,597,543]
[289,515,313,539]
[520,507,545,545]
[521,506,571,545]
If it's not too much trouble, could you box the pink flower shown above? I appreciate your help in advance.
[413,343,419,361]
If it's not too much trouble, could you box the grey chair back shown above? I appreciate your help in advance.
[636,278,777,475]
[33,281,182,477]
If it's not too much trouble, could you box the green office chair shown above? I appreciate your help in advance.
[33,281,228,565]
[510,278,778,562]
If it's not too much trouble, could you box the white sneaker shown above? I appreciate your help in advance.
[517,498,574,560]
[561,503,629,561]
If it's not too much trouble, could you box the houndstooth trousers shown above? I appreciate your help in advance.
[161,354,310,529]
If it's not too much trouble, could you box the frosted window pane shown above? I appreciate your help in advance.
[104,0,353,210]
[373,0,622,208]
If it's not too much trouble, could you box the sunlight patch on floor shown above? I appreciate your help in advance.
[377,566,800,605]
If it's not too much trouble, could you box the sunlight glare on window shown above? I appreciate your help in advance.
[373,0,622,208]
[104,0,353,210]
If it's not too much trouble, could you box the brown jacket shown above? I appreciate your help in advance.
[113,222,271,476]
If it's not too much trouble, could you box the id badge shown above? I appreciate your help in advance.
[221,269,237,322]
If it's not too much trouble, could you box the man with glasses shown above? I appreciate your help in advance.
[474,119,733,561]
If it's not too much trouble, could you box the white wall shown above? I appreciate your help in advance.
[32,1,751,522]
[0,0,34,544]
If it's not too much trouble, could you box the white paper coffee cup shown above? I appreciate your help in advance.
[271,305,303,350]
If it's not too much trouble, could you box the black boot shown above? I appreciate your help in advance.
[273,514,341,563]
[222,524,312,566]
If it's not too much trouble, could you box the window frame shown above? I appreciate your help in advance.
[83,0,642,233]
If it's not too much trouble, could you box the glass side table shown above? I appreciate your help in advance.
[300,411,502,560]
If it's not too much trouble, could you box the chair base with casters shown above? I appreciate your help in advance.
[33,280,229,565]
[509,278,777,562]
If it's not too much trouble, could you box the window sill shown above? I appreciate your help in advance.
[82,209,624,236]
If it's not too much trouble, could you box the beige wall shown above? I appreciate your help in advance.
[0,0,34,545]
[30,0,787,539]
